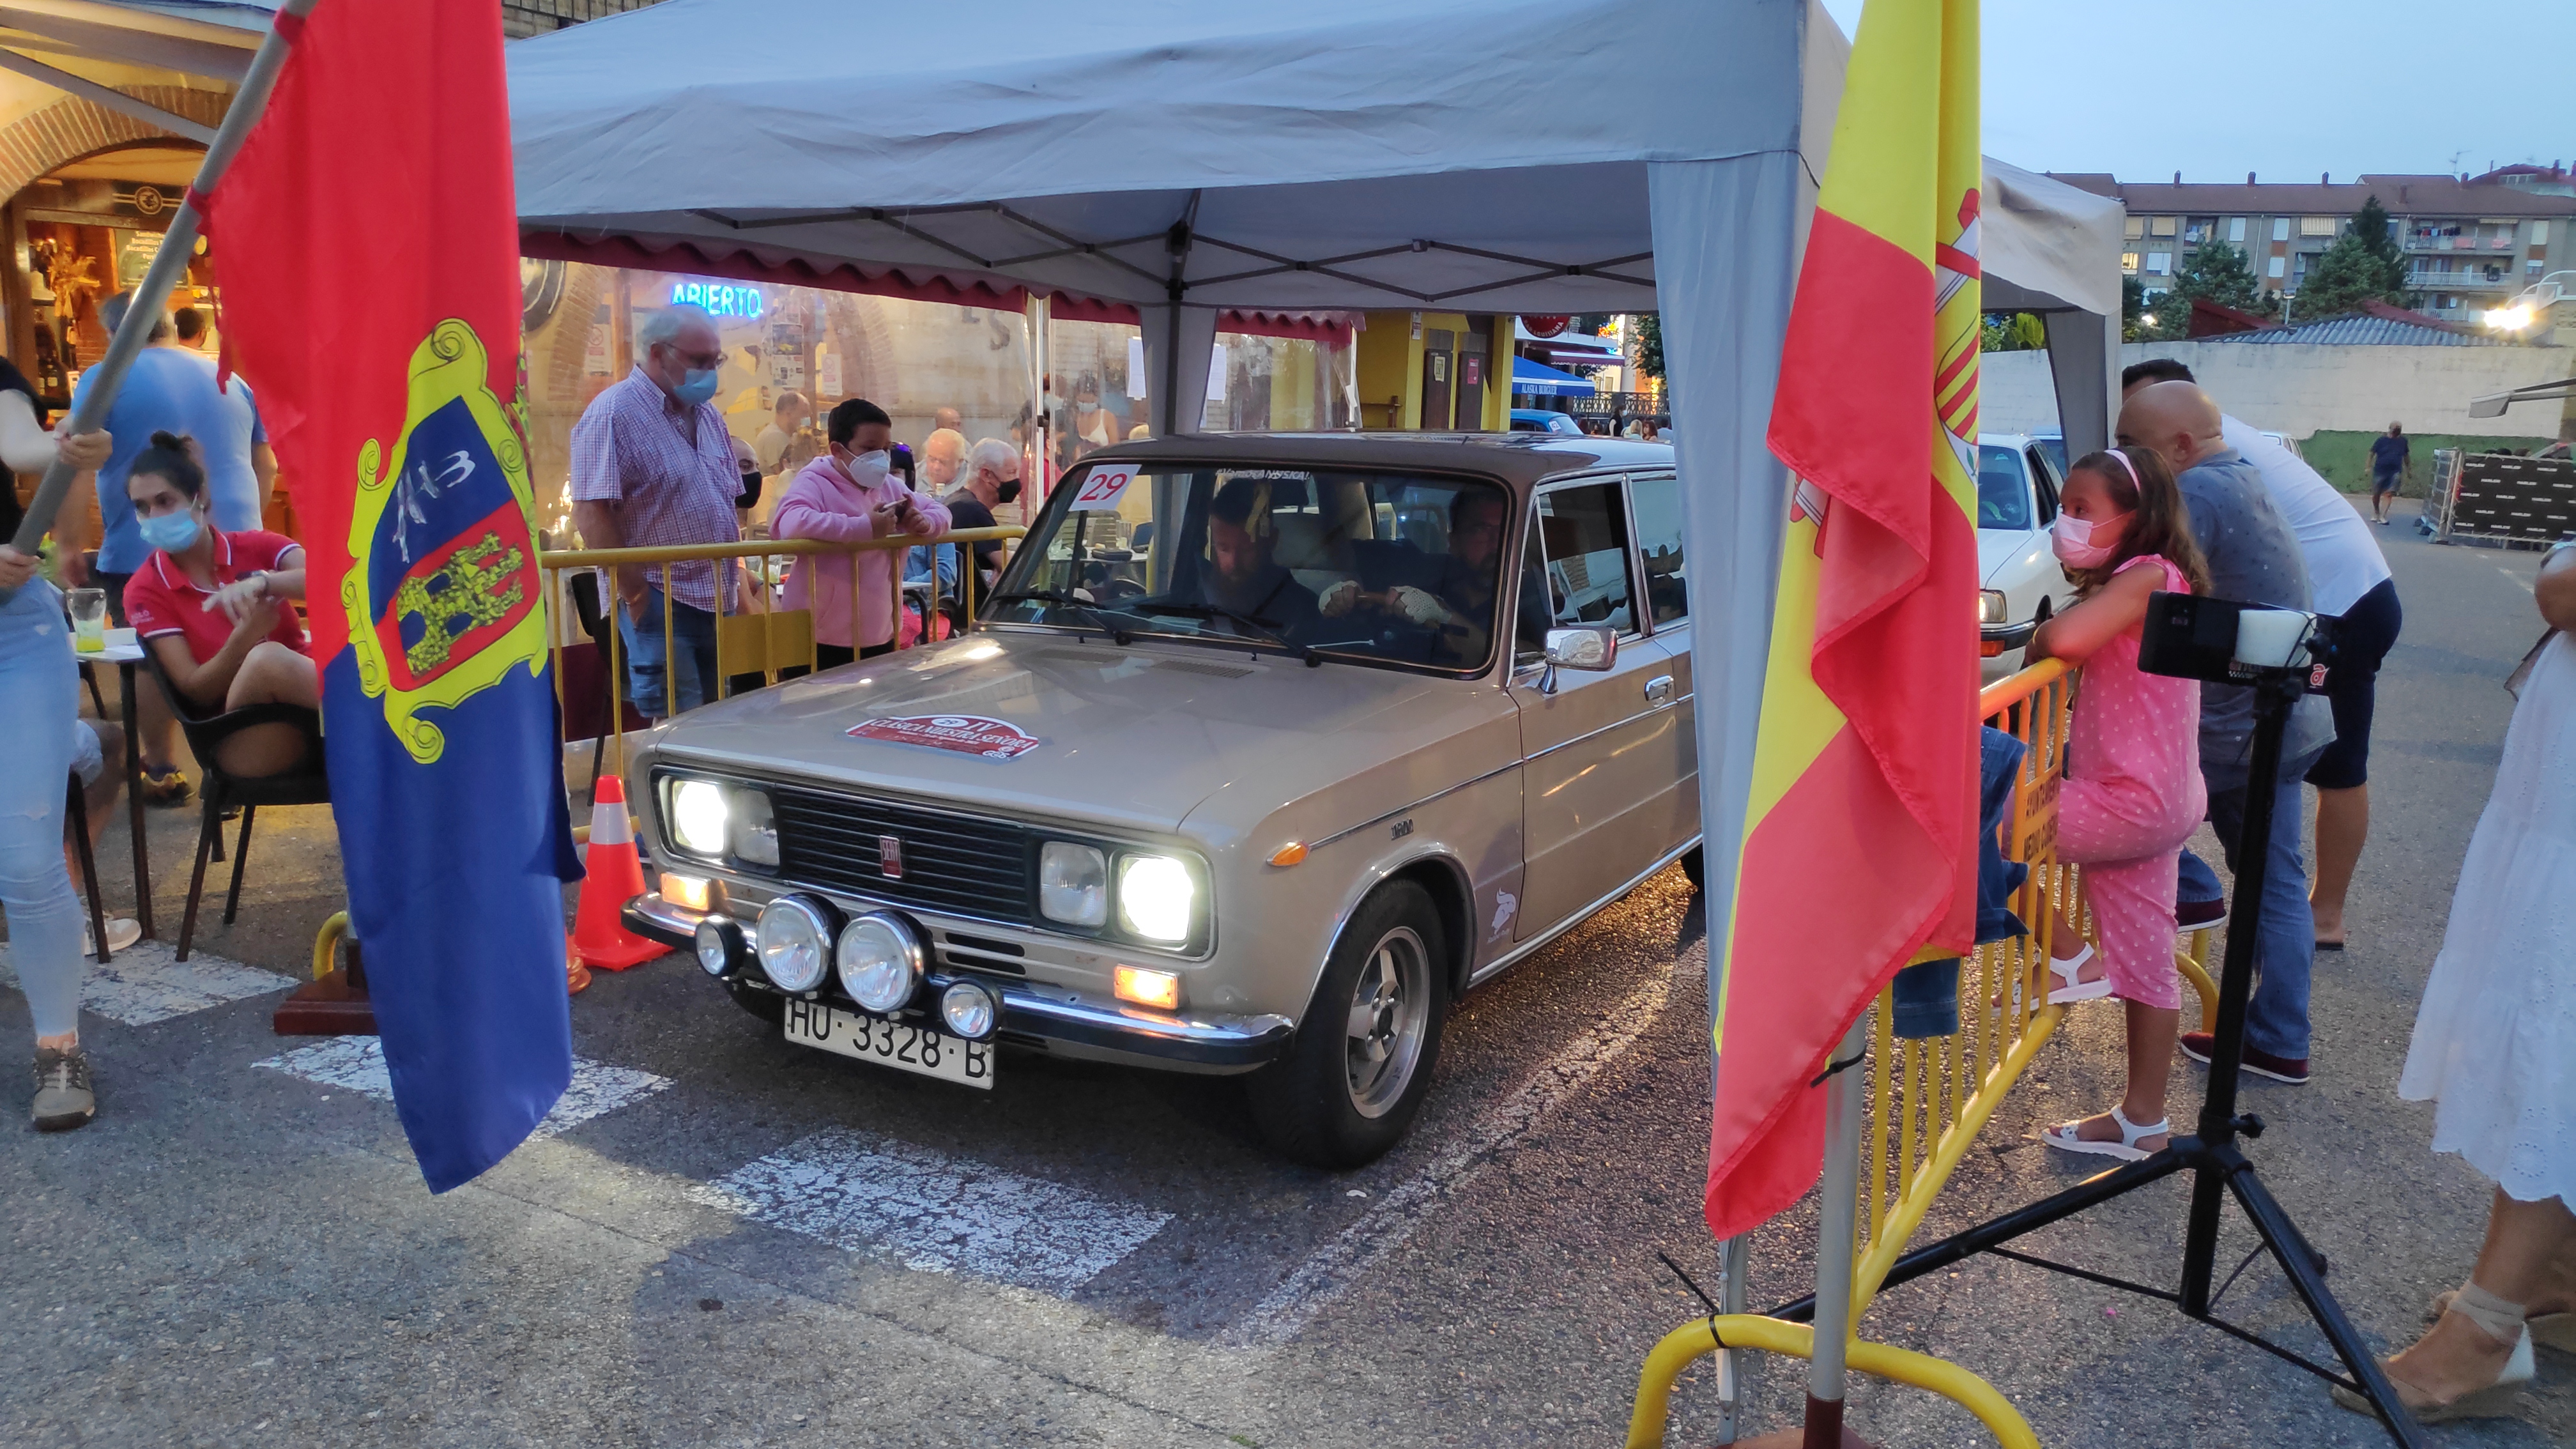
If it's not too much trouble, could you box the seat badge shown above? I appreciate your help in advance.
[878,835,905,879]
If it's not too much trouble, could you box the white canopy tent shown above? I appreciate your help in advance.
[509,0,2122,1000]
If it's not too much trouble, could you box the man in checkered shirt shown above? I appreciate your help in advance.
[569,303,741,717]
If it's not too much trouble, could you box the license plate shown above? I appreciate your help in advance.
[782,998,994,1090]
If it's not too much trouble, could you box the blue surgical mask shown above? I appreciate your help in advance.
[138,509,201,553]
[673,368,720,406]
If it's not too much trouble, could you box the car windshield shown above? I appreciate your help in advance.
[987,463,1513,673]
[1977,445,2030,530]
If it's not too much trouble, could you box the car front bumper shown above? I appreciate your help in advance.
[1979,619,2037,657]
[624,892,1294,1070]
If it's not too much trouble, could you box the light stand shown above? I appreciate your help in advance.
[1767,659,2428,1445]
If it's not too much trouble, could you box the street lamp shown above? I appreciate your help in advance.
[2483,270,2573,332]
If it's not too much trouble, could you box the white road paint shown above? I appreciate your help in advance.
[689,1128,1173,1292]
[256,1036,673,1137]
[1,939,291,1026]
[2497,561,2536,594]
[1220,957,1680,1349]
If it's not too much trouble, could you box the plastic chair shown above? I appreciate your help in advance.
[144,649,328,962]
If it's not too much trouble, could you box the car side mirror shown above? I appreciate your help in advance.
[1538,625,1616,693]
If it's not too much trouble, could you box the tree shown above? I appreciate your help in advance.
[2128,241,2276,340]
[2286,194,2405,321]
[1632,312,1664,380]
[2122,274,2150,341]
[1981,312,2045,351]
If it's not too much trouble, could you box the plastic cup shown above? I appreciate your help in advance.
[66,587,107,653]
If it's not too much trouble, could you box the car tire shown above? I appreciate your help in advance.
[1680,845,1705,893]
[724,976,787,1027]
[1246,880,1450,1170]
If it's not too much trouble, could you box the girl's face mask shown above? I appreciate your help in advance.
[2051,510,2131,569]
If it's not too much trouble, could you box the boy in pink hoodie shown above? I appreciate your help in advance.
[772,397,951,670]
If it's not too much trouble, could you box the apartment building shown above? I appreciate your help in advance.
[2050,166,2576,323]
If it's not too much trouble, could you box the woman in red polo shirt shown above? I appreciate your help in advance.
[121,431,318,778]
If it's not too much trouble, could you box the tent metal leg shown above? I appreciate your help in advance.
[1801,1017,1868,1448]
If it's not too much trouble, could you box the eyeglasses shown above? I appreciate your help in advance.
[657,342,724,370]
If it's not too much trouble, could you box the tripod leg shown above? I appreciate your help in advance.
[2228,1169,2428,1448]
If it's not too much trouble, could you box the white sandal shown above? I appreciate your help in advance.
[82,917,142,955]
[2044,941,2112,1004]
[2043,1107,2169,1162]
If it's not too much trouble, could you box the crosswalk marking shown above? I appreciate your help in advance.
[256,1036,673,1137]
[689,1127,1173,1292]
[1,939,291,1026]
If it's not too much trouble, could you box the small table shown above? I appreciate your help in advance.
[74,629,152,944]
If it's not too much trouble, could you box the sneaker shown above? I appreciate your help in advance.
[81,917,142,954]
[2179,1031,2310,1084]
[137,767,192,806]
[31,1045,95,1131]
[2175,896,2227,928]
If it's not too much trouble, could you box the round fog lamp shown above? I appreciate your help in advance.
[693,916,744,978]
[755,894,837,994]
[836,911,926,1014]
[939,979,1000,1041]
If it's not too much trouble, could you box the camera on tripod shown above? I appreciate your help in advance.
[2137,590,2336,690]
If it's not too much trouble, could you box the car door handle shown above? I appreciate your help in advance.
[1644,674,1675,704]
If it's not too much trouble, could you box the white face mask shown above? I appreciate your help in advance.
[837,448,890,485]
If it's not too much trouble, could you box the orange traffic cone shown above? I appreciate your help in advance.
[569,775,667,971]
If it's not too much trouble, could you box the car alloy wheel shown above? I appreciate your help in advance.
[1344,926,1430,1119]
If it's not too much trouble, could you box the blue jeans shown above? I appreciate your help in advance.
[615,586,720,719]
[2205,749,2324,1061]
[1,579,86,1040]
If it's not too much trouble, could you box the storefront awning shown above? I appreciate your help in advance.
[1511,355,1595,397]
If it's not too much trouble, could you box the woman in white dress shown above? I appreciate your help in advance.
[2337,544,2576,1422]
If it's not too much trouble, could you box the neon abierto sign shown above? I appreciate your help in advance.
[670,280,765,319]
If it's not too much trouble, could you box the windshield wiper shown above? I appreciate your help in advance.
[986,589,1132,645]
[1126,597,1324,666]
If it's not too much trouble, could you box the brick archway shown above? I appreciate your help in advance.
[0,85,227,199]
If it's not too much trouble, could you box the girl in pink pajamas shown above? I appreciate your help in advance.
[2030,446,2212,1163]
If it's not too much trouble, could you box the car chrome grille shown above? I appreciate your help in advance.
[765,783,1035,921]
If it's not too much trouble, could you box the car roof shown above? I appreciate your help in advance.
[1068,431,1673,489]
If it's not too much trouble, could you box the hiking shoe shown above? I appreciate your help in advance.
[31,1046,95,1131]
[137,767,192,806]
[2179,1032,2309,1084]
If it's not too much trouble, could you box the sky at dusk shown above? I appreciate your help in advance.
[1813,0,2575,183]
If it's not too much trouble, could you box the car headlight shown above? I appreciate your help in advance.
[940,979,1000,1041]
[1117,854,1195,944]
[1039,841,1108,927]
[1977,589,2009,626]
[671,779,730,857]
[731,788,778,868]
[755,893,837,994]
[835,911,925,1014]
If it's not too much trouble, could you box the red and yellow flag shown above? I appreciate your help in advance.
[1705,0,1983,1240]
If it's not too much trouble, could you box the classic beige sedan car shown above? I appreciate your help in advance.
[621,433,1701,1166]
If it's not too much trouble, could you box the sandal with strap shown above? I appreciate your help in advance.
[2334,1318,2534,1423]
[2044,941,2112,1005]
[2042,1106,2168,1162]
[2431,1289,2576,1354]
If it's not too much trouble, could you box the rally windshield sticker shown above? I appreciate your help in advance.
[845,714,1041,760]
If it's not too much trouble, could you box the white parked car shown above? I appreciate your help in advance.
[1975,433,2073,680]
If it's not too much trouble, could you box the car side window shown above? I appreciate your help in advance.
[2026,446,2060,524]
[1529,481,1637,640]
[1625,472,1687,627]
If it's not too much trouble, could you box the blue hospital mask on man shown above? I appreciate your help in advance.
[672,368,720,406]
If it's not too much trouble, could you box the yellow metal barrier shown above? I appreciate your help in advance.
[312,909,349,981]
[1630,657,2223,1445]
[535,528,1025,785]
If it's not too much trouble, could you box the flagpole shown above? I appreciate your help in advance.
[1,0,319,599]
[1802,1016,1869,1449]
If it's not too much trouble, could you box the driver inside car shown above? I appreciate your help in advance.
[1200,477,1322,640]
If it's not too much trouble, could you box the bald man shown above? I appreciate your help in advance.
[932,406,963,436]
[2118,380,2336,1085]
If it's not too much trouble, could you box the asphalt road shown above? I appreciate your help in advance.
[5,496,2569,1448]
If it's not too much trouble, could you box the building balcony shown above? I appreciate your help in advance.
[2403,234,2521,252]
[2406,270,2518,291]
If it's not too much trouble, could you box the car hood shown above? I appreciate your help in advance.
[634,629,1497,836]
[1977,526,2052,591]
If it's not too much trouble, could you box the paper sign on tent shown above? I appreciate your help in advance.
[1070,463,1140,511]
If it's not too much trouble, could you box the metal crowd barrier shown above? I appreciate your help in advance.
[1627,659,2218,1448]
[535,527,1026,788]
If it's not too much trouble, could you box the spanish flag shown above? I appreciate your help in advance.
[1705,0,1984,1240]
